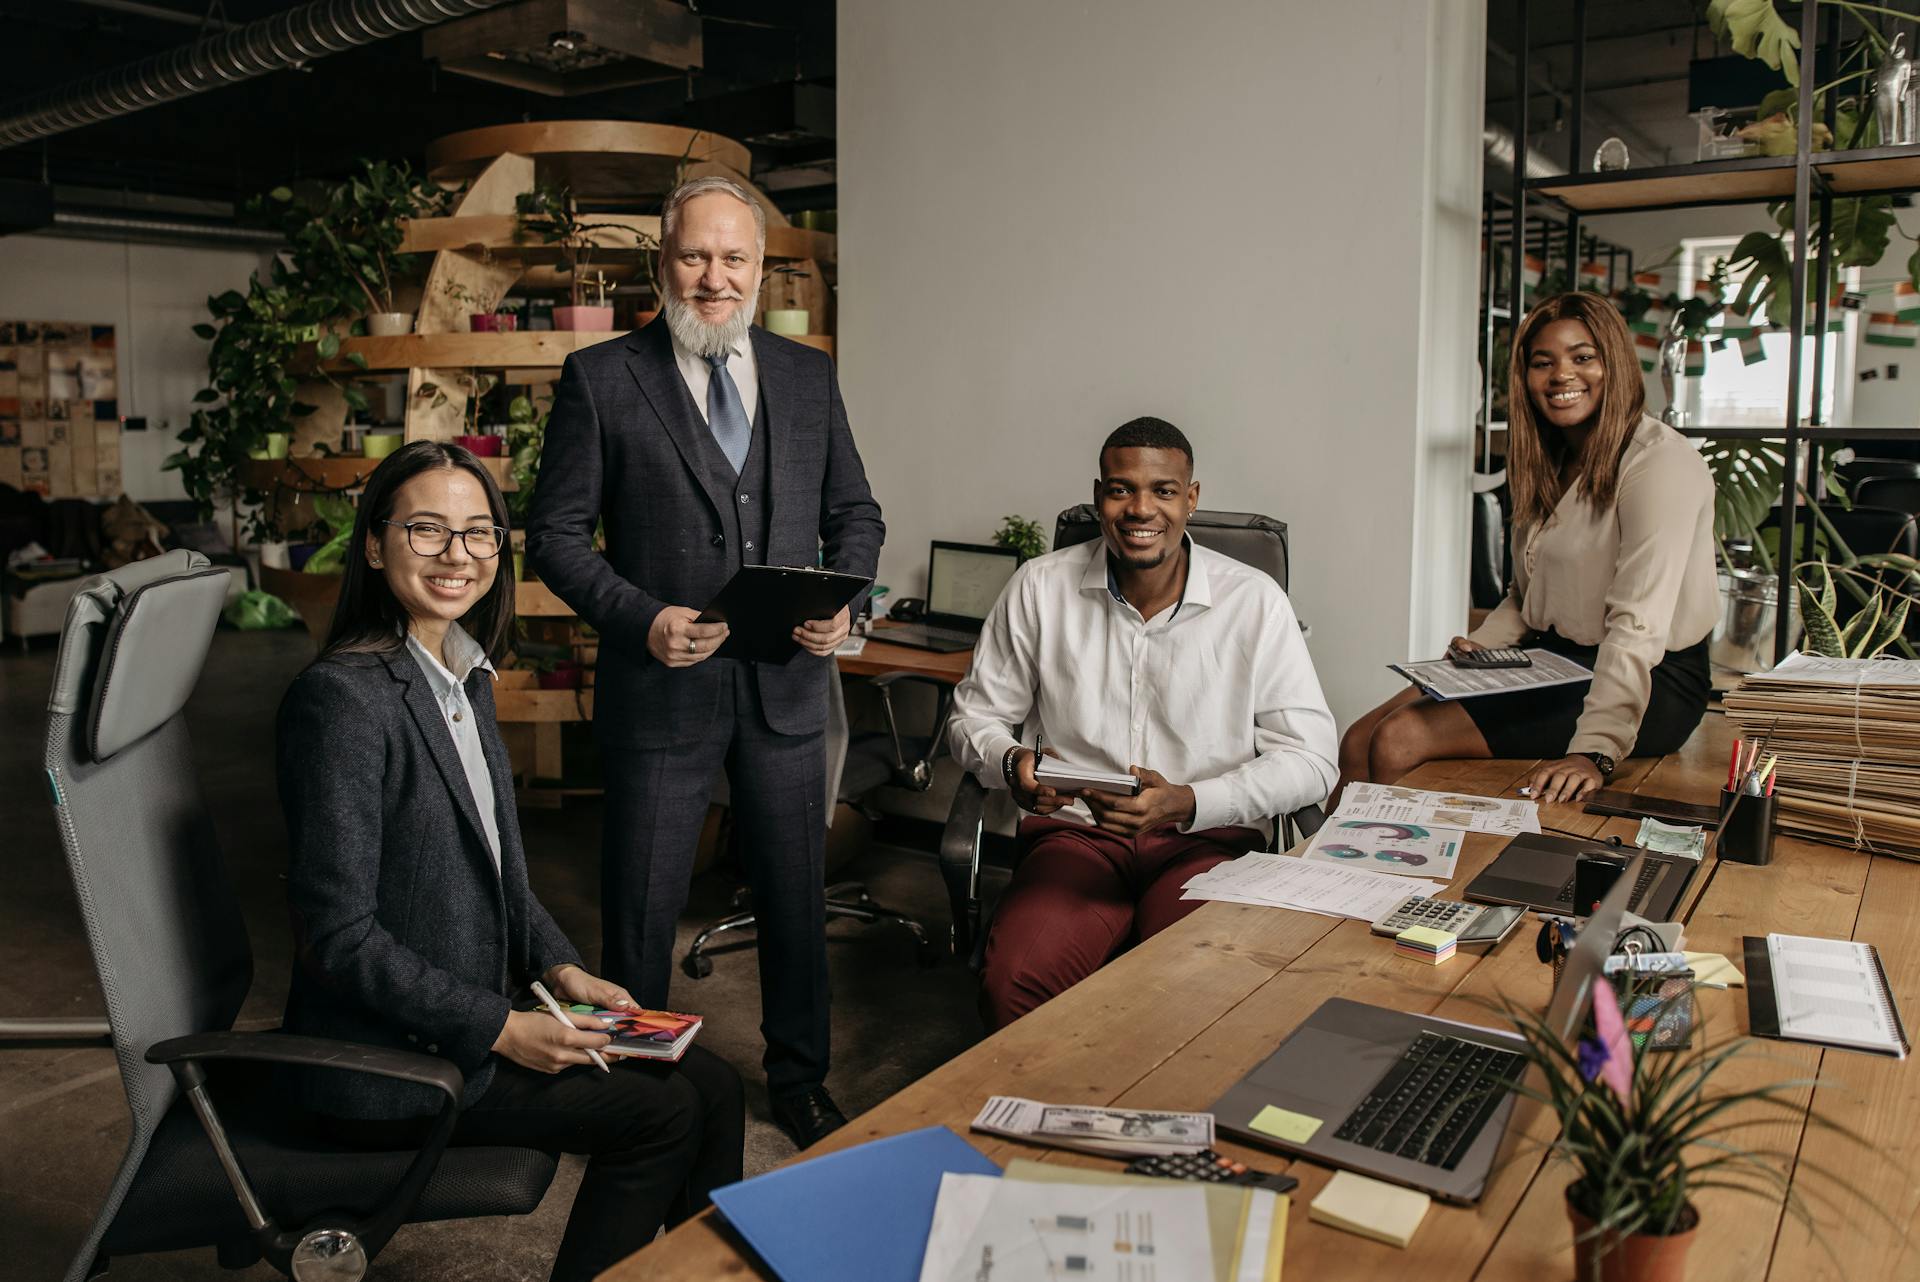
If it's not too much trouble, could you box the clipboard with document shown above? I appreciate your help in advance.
[698,564,872,663]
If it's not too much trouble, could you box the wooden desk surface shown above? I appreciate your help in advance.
[602,715,1918,1281]
[835,623,973,682]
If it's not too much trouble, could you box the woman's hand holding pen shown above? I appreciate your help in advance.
[492,964,634,1074]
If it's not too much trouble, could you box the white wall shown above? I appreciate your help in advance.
[837,0,1486,725]
[0,234,270,502]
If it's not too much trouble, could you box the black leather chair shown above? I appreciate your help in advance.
[937,508,1327,968]
[1470,484,1508,611]
[3,552,555,1282]
[1838,456,1920,501]
[1854,474,1920,517]
[680,674,940,978]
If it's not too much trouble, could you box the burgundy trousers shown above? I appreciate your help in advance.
[979,816,1262,1030]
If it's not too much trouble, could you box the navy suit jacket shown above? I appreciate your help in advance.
[277,650,580,1120]
[525,318,885,749]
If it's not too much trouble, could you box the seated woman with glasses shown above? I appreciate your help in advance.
[1336,290,1717,805]
[276,441,742,1282]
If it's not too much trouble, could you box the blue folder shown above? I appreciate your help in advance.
[709,1125,1002,1281]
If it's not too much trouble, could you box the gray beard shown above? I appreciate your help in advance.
[663,292,752,358]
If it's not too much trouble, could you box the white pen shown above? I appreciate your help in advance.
[530,980,611,1073]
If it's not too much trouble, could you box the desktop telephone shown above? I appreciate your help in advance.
[889,597,927,622]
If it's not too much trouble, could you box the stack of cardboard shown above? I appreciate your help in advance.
[1723,652,1920,859]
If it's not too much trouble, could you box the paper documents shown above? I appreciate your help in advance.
[1180,853,1441,921]
[927,1175,1215,1282]
[1391,648,1592,701]
[1740,650,1920,687]
[1332,781,1540,837]
[972,1096,1213,1156]
[1301,817,1464,880]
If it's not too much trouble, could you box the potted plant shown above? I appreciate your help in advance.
[993,514,1048,562]
[443,281,516,333]
[1498,978,1881,1282]
[515,181,654,331]
[417,369,502,455]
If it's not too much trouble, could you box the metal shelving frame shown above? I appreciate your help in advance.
[1512,0,1920,659]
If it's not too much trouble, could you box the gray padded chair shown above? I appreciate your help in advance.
[5,551,555,1281]
[937,508,1328,967]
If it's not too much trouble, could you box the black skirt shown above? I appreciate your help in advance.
[1461,629,1711,759]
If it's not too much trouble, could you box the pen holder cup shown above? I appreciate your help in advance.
[1718,788,1778,866]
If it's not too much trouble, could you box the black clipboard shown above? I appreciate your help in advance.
[697,565,872,664]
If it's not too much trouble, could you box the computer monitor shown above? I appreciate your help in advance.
[927,541,1021,624]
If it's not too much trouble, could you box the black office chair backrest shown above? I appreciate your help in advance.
[1854,474,1920,517]
[1840,457,1920,503]
[42,550,248,1282]
[1470,489,1507,610]
[1052,506,1288,591]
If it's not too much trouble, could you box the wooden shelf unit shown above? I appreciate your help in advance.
[302,330,832,374]
[1528,144,1920,214]
[244,454,516,493]
[399,214,834,267]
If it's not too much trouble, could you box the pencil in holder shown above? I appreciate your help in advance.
[1718,787,1778,866]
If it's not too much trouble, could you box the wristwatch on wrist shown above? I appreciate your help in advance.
[1576,751,1616,780]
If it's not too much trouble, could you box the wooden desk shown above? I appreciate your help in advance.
[836,622,973,682]
[602,717,1918,1281]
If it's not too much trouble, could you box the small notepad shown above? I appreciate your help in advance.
[1309,1170,1431,1248]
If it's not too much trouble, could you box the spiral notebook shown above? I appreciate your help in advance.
[1744,933,1909,1059]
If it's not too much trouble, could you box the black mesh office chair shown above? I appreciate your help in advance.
[937,508,1328,968]
[1854,474,1920,517]
[3,552,555,1281]
[1839,457,1920,502]
[680,674,941,978]
[1469,483,1508,611]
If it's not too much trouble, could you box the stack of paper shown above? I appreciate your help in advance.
[1180,853,1442,921]
[1308,1170,1431,1248]
[1723,652,1920,859]
[1330,782,1540,838]
[971,1096,1213,1156]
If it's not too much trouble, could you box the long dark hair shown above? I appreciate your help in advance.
[1507,290,1647,529]
[320,440,516,662]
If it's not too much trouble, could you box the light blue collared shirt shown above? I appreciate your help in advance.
[407,626,501,873]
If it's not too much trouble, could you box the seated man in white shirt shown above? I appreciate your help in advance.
[948,418,1338,1028]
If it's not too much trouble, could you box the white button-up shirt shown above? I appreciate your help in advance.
[949,538,1338,838]
[671,327,760,427]
[407,625,501,873]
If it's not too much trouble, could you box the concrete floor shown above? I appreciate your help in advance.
[0,629,986,1281]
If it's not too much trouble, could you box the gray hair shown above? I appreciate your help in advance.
[660,176,766,257]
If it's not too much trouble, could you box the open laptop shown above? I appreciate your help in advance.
[1208,853,1645,1203]
[1464,831,1697,920]
[883,541,1021,653]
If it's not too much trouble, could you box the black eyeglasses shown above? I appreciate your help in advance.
[381,520,507,559]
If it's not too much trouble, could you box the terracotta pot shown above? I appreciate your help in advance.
[453,434,502,457]
[553,304,614,331]
[1565,1188,1698,1282]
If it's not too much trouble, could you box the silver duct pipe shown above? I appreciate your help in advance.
[0,0,516,150]
[47,208,286,249]
[1483,122,1564,181]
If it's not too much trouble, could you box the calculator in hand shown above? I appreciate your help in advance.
[1448,645,1532,669]
[1370,895,1524,944]
[1125,1149,1299,1195]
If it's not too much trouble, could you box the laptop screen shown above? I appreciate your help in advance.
[928,543,1021,622]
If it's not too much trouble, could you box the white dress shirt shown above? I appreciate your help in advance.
[949,538,1339,838]
[407,626,501,873]
[671,326,760,427]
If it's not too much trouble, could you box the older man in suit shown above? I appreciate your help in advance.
[526,177,883,1146]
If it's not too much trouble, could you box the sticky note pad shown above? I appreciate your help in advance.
[1683,951,1744,988]
[1309,1169,1432,1248]
[1249,1104,1322,1144]
[1396,926,1457,950]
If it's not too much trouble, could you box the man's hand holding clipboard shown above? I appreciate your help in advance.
[690,565,873,665]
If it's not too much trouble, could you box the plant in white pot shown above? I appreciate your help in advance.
[514,181,654,331]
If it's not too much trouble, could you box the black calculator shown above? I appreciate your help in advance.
[1124,1149,1299,1195]
[1448,646,1532,669]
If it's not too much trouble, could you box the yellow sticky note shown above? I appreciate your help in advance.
[1684,951,1744,988]
[1249,1104,1322,1144]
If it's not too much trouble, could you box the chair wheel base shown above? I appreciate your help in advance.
[681,952,714,980]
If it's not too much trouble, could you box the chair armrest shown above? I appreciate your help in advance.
[1277,802,1327,851]
[147,1031,464,1105]
[0,1016,112,1048]
[940,773,990,959]
[145,1029,467,1273]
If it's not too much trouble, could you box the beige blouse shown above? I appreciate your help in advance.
[1468,415,1719,760]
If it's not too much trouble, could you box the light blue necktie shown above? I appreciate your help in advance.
[704,352,752,475]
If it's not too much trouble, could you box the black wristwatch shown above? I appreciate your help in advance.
[1576,751,1616,780]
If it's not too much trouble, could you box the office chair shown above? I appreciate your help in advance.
[1839,456,1920,501]
[1469,482,1508,611]
[4,551,555,1282]
[1853,474,1920,517]
[681,673,941,978]
[937,508,1329,968]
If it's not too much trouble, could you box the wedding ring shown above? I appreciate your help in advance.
[688,638,697,653]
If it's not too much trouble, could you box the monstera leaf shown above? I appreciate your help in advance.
[1709,0,1802,84]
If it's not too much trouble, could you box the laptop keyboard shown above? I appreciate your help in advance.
[1332,1032,1526,1170]
[1552,860,1659,911]
[893,623,978,644]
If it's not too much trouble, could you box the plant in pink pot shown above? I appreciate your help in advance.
[515,181,653,331]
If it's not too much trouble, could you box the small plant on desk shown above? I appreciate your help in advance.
[994,515,1047,562]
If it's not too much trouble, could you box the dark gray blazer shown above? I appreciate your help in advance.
[525,318,884,749]
[277,650,580,1120]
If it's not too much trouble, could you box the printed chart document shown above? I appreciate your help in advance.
[934,1176,1215,1282]
[1301,818,1465,881]
[1390,648,1592,701]
[1746,933,1910,1058]
[971,1096,1213,1156]
[1181,854,1441,921]
[1333,782,1541,837]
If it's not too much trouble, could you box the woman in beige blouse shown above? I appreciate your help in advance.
[1338,290,1718,804]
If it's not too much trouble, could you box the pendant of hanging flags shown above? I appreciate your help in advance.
[1721,299,1757,340]
[1740,332,1767,365]
[1684,339,1708,376]
[1522,254,1544,305]
[1637,331,1663,371]
[1896,280,1920,323]
[1866,313,1920,346]
[1579,261,1609,293]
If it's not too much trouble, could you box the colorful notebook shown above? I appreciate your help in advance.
[570,1005,702,1061]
